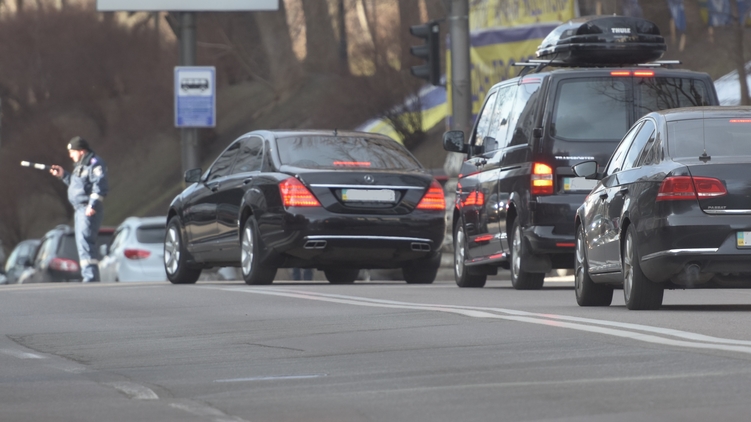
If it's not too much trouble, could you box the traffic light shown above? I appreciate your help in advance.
[409,21,440,86]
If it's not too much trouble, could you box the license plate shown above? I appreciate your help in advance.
[737,232,751,248]
[563,177,598,192]
[342,189,395,202]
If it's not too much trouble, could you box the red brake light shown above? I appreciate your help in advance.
[633,70,654,77]
[279,178,321,207]
[531,162,554,195]
[656,176,727,201]
[416,180,446,211]
[611,70,631,77]
[461,191,485,207]
[50,258,79,272]
[333,161,371,167]
[124,249,151,260]
[730,119,751,123]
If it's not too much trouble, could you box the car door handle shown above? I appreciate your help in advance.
[243,178,252,185]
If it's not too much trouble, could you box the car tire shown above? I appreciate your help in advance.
[164,217,201,284]
[454,223,486,288]
[510,219,545,290]
[623,225,663,310]
[575,224,613,306]
[241,216,277,285]
[324,269,359,284]
[402,253,440,284]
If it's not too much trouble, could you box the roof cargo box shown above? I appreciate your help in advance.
[536,15,666,65]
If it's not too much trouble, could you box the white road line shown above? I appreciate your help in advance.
[105,381,159,400]
[0,348,45,359]
[170,400,249,422]
[207,286,751,355]
[215,374,327,383]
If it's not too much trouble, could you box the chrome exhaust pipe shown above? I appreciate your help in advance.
[410,242,431,252]
[304,240,327,249]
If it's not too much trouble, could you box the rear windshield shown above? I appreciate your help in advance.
[668,118,751,158]
[276,136,422,170]
[552,77,712,142]
[136,225,166,244]
[59,232,114,260]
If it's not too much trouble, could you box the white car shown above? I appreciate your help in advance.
[99,216,167,282]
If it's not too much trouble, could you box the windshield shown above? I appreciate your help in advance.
[636,77,711,117]
[276,136,422,170]
[668,118,751,158]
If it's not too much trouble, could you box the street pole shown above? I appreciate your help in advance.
[179,12,200,175]
[444,0,471,178]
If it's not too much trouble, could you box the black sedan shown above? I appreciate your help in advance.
[573,106,751,310]
[164,130,446,285]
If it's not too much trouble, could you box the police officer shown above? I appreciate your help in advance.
[49,136,109,282]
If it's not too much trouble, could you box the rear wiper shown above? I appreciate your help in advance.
[699,151,711,163]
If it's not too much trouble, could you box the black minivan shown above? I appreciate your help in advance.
[444,15,720,289]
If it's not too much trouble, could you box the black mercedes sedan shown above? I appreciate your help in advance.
[164,130,446,285]
[573,106,751,310]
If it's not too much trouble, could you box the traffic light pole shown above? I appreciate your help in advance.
[179,12,200,175]
[444,0,471,177]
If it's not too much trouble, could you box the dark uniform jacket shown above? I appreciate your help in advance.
[62,151,109,209]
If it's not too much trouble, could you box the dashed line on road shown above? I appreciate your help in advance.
[105,381,159,400]
[0,348,45,359]
[207,286,751,356]
[170,400,250,422]
[215,374,327,383]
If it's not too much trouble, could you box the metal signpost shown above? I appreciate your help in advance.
[96,0,278,175]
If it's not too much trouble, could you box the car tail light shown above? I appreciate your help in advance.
[610,70,631,76]
[333,161,371,167]
[50,258,79,272]
[416,180,446,210]
[633,70,654,77]
[461,191,485,207]
[279,177,321,207]
[531,162,554,195]
[656,176,727,201]
[124,249,151,260]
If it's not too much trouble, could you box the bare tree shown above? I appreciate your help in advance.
[253,1,303,97]
[730,0,750,105]
[302,0,339,73]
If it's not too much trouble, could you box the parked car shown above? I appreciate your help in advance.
[19,225,114,283]
[99,216,167,282]
[165,129,446,285]
[573,106,751,310]
[2,239,41,284]
[443,15,719,289]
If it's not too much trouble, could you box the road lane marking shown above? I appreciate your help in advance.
[170,400,249,422]
[1,348,45,359]
[207,287,751,355]
[215,374,327,383]
[105,381,159,400]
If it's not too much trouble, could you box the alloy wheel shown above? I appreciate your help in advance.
[575,230,584,294]
[623,234,634,301]
[512,224,522,278]
[241,225,254,276]
[455,227,465,277]
[164,226,180,275]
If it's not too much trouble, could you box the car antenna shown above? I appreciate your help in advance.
[699,150,711,163]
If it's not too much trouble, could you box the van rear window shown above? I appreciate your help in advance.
[552,77,712,142]
[552,78,630,141]
[277,136,422,170]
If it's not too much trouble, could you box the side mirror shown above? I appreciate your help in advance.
[572,161,599,179]
[99,244,109,257]
[443,131,467,153]
[184,168,202,184]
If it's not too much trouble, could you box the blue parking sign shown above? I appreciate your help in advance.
[175,66,216,128]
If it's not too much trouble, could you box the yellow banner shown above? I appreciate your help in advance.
[470,0,576,30]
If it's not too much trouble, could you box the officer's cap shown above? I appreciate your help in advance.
[67,136,90,151]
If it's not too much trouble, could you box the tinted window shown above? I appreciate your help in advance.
[635,77,711,118]
[232,137,264,174]
[604,122,643,177]
[136,225,167,244]
[473,91,498,148]
[553,78,630,141]
[207,143,241,181]
[59,234,79,260]
[277,136,422,170]
[622,120,656,171]
[507,80,542,147]
[667,118,751,158]
[486,85,517,151]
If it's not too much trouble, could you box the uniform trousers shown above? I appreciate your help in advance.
[74,203,103,282]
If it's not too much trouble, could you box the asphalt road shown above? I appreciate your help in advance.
[3,275,751,422]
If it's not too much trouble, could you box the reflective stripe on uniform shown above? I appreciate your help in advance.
[80,259,99,267]
[90,193,103,201]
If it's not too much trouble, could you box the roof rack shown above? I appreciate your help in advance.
[514,59,682,77]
